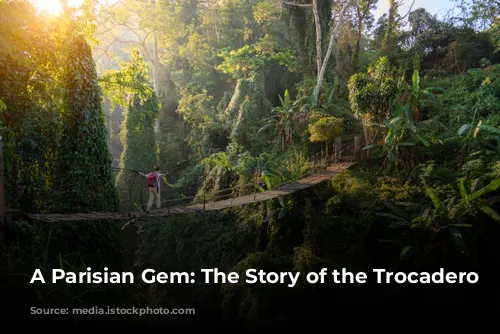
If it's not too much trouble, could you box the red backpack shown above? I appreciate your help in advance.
[148,172,158,188]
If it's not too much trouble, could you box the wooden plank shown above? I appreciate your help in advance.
[21,163,356,222]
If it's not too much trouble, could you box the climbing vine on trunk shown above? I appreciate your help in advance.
[100,49,158,206]
[54,35,119,213]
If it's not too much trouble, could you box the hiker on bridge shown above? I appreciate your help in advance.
[138,165,167,213]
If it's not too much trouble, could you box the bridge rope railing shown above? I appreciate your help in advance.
[4,141,357,218]
[123,159,346,216]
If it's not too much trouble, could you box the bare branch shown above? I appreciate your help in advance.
[107,15,145,41]
[108,36,142,46]
[94,23,117,37]
[140,32,153,62]
[398,0,416,21]
[113,0,141,14]
[284,1,313,8]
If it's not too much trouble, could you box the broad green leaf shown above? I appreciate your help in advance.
[411,216,428,224]
[293,96,308,106]
[362,144,380,150]
[416,134,430,146]
[397,201,423,210]
[278,207,288,219]
[479,124,500,136]
[397,142,416,147]
[477,202,500,223]
[400,245,416,261]
[404,105,413,122]
[474,120,482,138]
[458,124,471,136]
[389,116,403,125]
[458,178,468,199]
[448,206,465,221]
[283,89,290,107]
[262,174,272,190]
[466,178,500,202]
[425,187,443,211]
[299,104,309,113]
[384,201,409,219]
[412,70,419,92]
[278,94,285,108]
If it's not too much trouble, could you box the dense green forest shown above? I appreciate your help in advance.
[1,0,500,328]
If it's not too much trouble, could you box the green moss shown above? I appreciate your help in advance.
[54,35,118,213]
[226,77,273,155]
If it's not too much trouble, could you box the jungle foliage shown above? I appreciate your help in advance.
[1,0,500,327]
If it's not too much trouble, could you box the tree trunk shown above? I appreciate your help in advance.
[325,140,329,161]
[353,5,362,70]
[334,37,341,92]
[354,135,362,161]
[362,114,371,157]
[260,71,266,94]
[313,0,355,104]
[335,136,342,162]
[312,0,322,76]
[151,0,161,136]
[382,0,397,55]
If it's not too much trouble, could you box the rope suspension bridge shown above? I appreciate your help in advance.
[8,161,356,223]
[1,135,363,224]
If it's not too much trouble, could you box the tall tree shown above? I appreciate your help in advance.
[381,0,415,57]
[55,35,119,213]
[0,0,61,211]
[382,0,398,55]
[95,0,187,141]
[100,49,158,206]
[285,0,356,104]
[352,0,377,70]
[458,0,500,30]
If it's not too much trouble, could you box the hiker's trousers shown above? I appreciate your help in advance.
[147,186,161,210]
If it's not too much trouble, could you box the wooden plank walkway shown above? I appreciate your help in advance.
[24,162,356,222]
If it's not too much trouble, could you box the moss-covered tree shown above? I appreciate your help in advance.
[54,35,118,213]
[116,94,158,193]
[100,49,158,207]
[226,77,273,155]
[348,57,398,151]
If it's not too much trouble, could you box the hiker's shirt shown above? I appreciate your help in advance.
[140,171,164,192]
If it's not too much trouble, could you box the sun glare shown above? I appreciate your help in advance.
[29,0,85,16]
[32,0,63,15]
